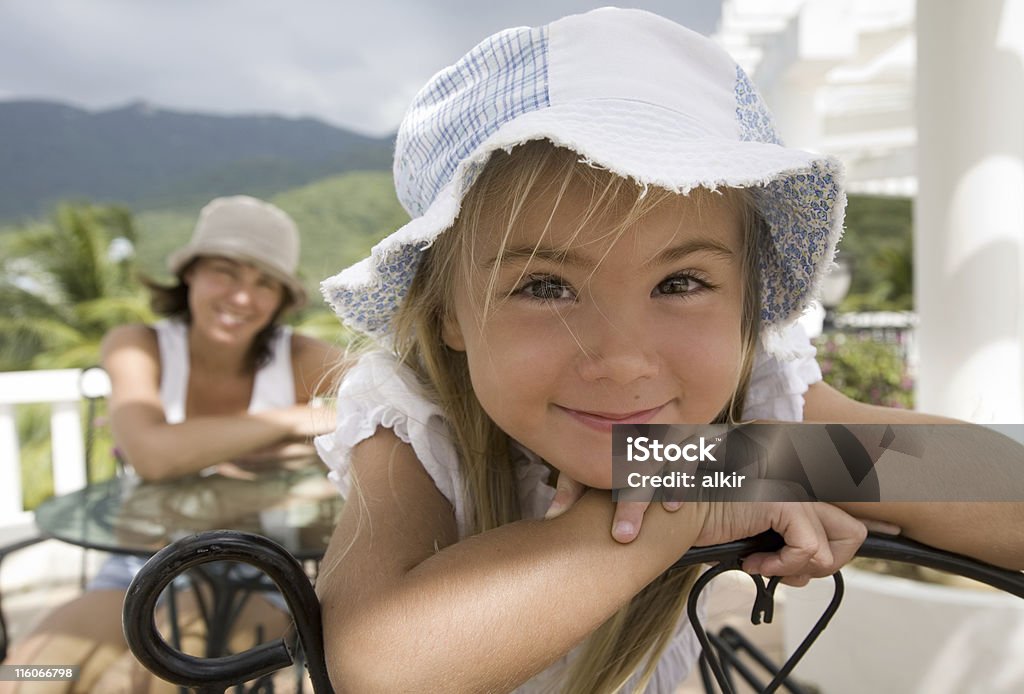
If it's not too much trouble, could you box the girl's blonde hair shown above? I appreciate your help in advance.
[392,141,764,693]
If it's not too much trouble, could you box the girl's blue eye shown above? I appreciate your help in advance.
[656,273,708,296]
[518,276,574,301]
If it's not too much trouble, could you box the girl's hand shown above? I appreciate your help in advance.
[544,471,683,543]
[696,500,868,585]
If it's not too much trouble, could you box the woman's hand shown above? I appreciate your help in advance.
[262,402,337,440]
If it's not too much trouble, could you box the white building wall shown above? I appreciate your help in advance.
[716,0,1024,420]
[916,0,1024,421]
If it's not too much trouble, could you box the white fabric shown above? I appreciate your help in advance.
[154,318,295,424]
[548,9,738,140]
[314,324,821,691]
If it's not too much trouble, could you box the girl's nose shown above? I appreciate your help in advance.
[574,306,659,384]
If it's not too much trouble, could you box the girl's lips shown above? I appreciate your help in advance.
[558,403,667,432]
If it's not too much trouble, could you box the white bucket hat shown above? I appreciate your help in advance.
[169,195,307,307]
[321,7,845,350]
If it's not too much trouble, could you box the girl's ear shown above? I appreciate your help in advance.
[442,313,466,351]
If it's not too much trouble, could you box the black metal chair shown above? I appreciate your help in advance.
[122,530,1024,694]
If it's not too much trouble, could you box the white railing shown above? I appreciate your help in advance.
[0,368,110,529]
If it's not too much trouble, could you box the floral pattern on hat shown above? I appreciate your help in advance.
[735,66,783,146]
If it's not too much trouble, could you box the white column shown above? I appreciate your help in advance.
[50,401,86,495]
[915,0,1024,421]
[0,403,25,522]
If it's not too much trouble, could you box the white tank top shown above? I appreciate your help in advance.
[153,318,296,424]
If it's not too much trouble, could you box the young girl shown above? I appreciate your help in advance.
[314,8,1023,693]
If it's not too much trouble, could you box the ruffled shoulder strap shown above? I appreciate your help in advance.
[744,322,822,422]
[314,350,471,536]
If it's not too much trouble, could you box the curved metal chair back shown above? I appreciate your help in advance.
[123,530,1024,694]
[123,530,331,694]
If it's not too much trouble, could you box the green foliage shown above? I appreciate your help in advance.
[838,195,913,311]
[816,332,914,409]
[0,203,153,370]
[16,400,120,510]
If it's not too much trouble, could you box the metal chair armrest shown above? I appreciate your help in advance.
[123,530,332,694]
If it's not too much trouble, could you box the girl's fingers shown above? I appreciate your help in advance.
[544,472,586,519]
[861,518,901,535]
[744,503,868,578]
[611,501,650,543]
[814,503,868,572]
[741,504,818,576]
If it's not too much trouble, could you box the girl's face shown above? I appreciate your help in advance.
[443,176,747,490]
[185,256,285,348]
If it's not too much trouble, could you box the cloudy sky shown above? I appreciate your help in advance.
[0,1,721,136]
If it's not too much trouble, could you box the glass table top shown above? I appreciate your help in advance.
[34,458,343,560]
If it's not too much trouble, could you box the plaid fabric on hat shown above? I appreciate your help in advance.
[396,26,550,218]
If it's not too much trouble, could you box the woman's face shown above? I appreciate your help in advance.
[184,256,285,348]
[443,176,747,489]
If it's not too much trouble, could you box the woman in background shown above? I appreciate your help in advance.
[2,195,339,693]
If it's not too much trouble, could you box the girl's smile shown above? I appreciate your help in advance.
[556,403,670,432]
[442,172,749,490]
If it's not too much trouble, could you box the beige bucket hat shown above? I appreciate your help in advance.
[168,195,307,307]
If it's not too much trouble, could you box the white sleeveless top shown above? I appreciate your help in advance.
[153,318,296,422]
[88,319,299,594]
[314,323,821,692]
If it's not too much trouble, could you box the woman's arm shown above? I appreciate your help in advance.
[316,427,864,693]
[290,332,345,402]
[102,325,336,481]
[227,334,346,468]
[804,381,1024,569]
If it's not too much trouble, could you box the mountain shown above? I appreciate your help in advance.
[0,100,395,221]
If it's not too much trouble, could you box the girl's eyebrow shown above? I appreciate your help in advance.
[649,239,735,266]
[484,246,579,269]
[485,238,735,269]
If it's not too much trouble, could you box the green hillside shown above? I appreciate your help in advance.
[134,170,409,306]
[0,101,394,221]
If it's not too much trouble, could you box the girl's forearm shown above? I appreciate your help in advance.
[320,491,702,694]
